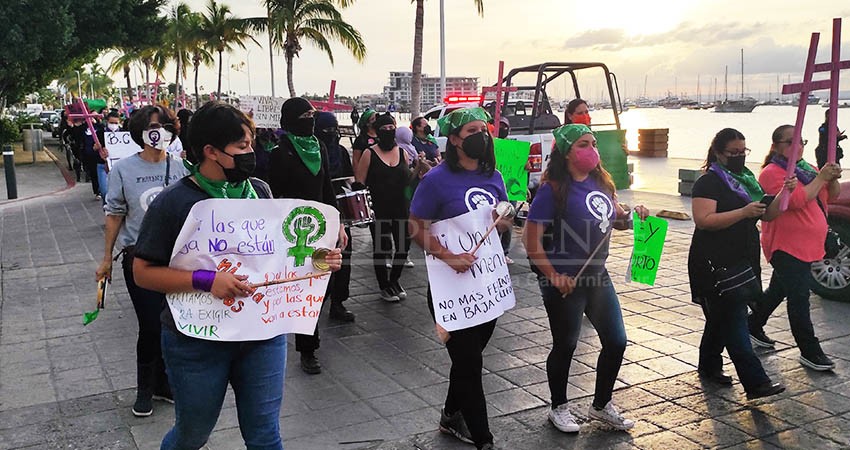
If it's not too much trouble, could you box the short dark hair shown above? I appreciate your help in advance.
[702,128,746,170]
[189,101,255,163]
[128,105,178,147]
[565,98,588,123]
[106,111,121,121]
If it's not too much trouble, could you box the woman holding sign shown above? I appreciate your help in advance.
[132,101,342,450]
[689,128,788,400]
[523,123,648,433]
[409,107,512,450]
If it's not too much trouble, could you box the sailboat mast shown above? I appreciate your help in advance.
[724,65,728,102]
[740,48,744,99]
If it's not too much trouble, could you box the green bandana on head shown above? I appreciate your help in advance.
[553,124,593,153]
[184,159,258,199]
[287,134,322,176]
[357,109,376,131]
[437,107,492,136]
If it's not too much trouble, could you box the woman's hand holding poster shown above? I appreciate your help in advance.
[425,207,516,332]
[166,199,340,341]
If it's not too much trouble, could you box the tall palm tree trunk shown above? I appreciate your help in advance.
[410,0,425,117]
[145,63,151,102]
[194,57,201,109]
[217,50,224,99]
[286,53,296,98]
[123,65,132,102]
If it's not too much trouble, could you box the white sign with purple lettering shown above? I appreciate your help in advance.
[425,207,516,332]
[104,131,141,169]
[165,199,340,341]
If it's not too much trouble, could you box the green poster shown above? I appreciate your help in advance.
[629,212,668,286]
[494,138,531,202]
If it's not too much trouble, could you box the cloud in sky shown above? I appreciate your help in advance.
[563,22,763,52]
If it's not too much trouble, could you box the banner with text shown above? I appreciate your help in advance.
[627,213,668,286]
[426,207,516,332]
[166,199,340,341]
[494,138,531,202]
[239,96,288,129]
[104,131,142,169]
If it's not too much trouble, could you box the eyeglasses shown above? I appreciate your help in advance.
[723,148,751,157]
[777,139,808,146]
[147,122,177,134]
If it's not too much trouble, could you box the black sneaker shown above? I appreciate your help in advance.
[300,352,322,375]
[132,392,153,417]
[380,287,400,302]
[392,281,407,300]
[697,369,733,385]
[800,353,835,371]
[439,408,473,444]
[746,381,785,400]
[749,329,776,349]
[329,302,355,322]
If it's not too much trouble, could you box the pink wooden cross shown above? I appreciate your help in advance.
[311,80,353,112]
[145,77,164,105]
[480,61,517,129]
[66,97,103,150]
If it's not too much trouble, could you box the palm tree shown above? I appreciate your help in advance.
[409,0,483,117]
[184,12,215,108]
[199,0,258,98]
[109,46,159,102]
[264,0,366,98]
[163,2,194,108]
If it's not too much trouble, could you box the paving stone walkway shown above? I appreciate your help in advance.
[1,178,849,449]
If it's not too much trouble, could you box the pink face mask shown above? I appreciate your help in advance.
[571,146,600,172]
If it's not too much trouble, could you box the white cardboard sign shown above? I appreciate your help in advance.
[104,131,142,169]
[166,199,340,341]
[425,207,516,332]
[239,96,288,129]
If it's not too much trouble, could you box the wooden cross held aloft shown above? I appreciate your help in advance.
[779,18,849,210]
[480,61,518,131]
[66,97,103,151]
[312,80,353,112]
[145,77,164,105]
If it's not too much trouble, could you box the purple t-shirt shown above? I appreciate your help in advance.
[410,163,508,221]
[527,179,616,276]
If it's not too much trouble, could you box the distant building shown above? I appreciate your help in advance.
[384,71,479,111]
[356,94,387,111]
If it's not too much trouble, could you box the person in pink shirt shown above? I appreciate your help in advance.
[749,124,843,371]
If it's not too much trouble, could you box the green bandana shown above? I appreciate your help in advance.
[437,107,492,136]
[287,134,322,176]
[553,124,593,153]
[720,164,764,202]
[184,159,258,199]
[427,134,438,145]
[358,109,376,131]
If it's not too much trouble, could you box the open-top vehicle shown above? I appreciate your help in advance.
[812,182,850,301]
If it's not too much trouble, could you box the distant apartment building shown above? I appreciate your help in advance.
[383,71,479,110]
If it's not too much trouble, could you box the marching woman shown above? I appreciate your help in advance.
[409,107,511,450]
[96,105,188,417]
[749,125,842,371]
[132,101,342,449]
[267,97,348,374]
[411,116,441,163]
[523,124,647,433]
[352,107,377,168]
[689,128,787,400]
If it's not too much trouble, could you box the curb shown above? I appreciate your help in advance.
[0,146,76,207]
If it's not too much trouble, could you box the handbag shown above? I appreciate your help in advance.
[710,261,762,300]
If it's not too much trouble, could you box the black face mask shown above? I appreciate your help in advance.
[217,150,256,183]
[498,126,510,139]
[289,117,315,137]
[376,128,397,151]
[461,131,490,159]
[725,155,746,174]
[423,125,433,136]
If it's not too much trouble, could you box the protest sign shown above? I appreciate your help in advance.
[165,199,340,341]
[103,131,142,169]
[494,138,530,202]
[425,207,516,332]
[627,212,668,286]
[239,95,287,129]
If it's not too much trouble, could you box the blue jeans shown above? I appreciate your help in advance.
[538,271,627,409]
[97,163,108,200]
[160,329,286,450]
[699,294,770,392]
[751,251,823,357]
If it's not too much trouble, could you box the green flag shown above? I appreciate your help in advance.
[493,138,531,202]
[628,212,668,286]
[82,309,99,326]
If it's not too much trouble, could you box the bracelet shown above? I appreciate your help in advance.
[192,270,216,292]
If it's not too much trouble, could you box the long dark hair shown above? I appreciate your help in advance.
[444,129,496,176]
[701,128,746,170]
[543,139,616,217]
[564,98,588,124]
[762,124,793,168]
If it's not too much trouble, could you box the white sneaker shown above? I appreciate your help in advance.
[385,259,392,269]
[548,404,580,433]
[404,257,415,268]
[588,402,634,430]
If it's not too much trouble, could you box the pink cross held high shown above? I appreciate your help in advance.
[780,18,849,210]
[480,61,517,130]
[311,80,353,112]
[66,97,103,151]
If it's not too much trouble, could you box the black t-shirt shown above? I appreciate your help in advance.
[688,171,761,299]
[133,176,272,331]
[268,137,336,207]
[352,132,376,153]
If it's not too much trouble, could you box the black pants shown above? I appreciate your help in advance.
[82,158,100,195]
[329,226,352,303]
[295,277,335,354]
[122,251,166,366]
[369,217,410,290]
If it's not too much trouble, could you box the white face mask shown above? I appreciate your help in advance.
[142,128,172,151]
[106,123,120,132]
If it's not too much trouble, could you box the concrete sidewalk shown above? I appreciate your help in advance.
[1,184,849,449]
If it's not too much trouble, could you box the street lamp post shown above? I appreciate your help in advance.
[439,0,446,100]
[90,68,95,100]
[75,70,82,99]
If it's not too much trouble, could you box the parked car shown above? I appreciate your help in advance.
[812,181,850,301]
[39,111,58,132]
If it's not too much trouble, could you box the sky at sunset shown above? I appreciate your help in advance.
[100,1,850,101]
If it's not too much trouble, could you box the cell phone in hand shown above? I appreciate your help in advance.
[760,195,776,207]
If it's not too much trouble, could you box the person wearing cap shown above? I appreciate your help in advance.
[352,108,378,168]
[267,97,349,374]
[409,107,512,450]
[523,124,649,434]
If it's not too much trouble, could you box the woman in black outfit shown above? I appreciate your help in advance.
[354,113,412,302]
[267,97,348,375]
[352,108,377,168]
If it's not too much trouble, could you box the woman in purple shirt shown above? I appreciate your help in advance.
[523,124,648,434]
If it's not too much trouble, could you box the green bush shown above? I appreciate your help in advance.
[0,117,21,145]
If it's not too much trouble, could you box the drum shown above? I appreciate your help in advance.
[336,189,374,226]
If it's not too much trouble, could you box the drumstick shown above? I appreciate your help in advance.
[251,271,330,288]
[561,230,612,298]
[470,202,524,256]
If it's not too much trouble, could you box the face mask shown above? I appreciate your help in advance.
[289,117,315,137]
[376,128,397,151]
[143,128,172,151]
[571,147,600,173]
[423,125,433,136]
[725,155,746,174]
[572,114,591,126]
[461,131,490,160]
[107,123,120,132]
[217,150,256,183]
[498,126,510,139]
